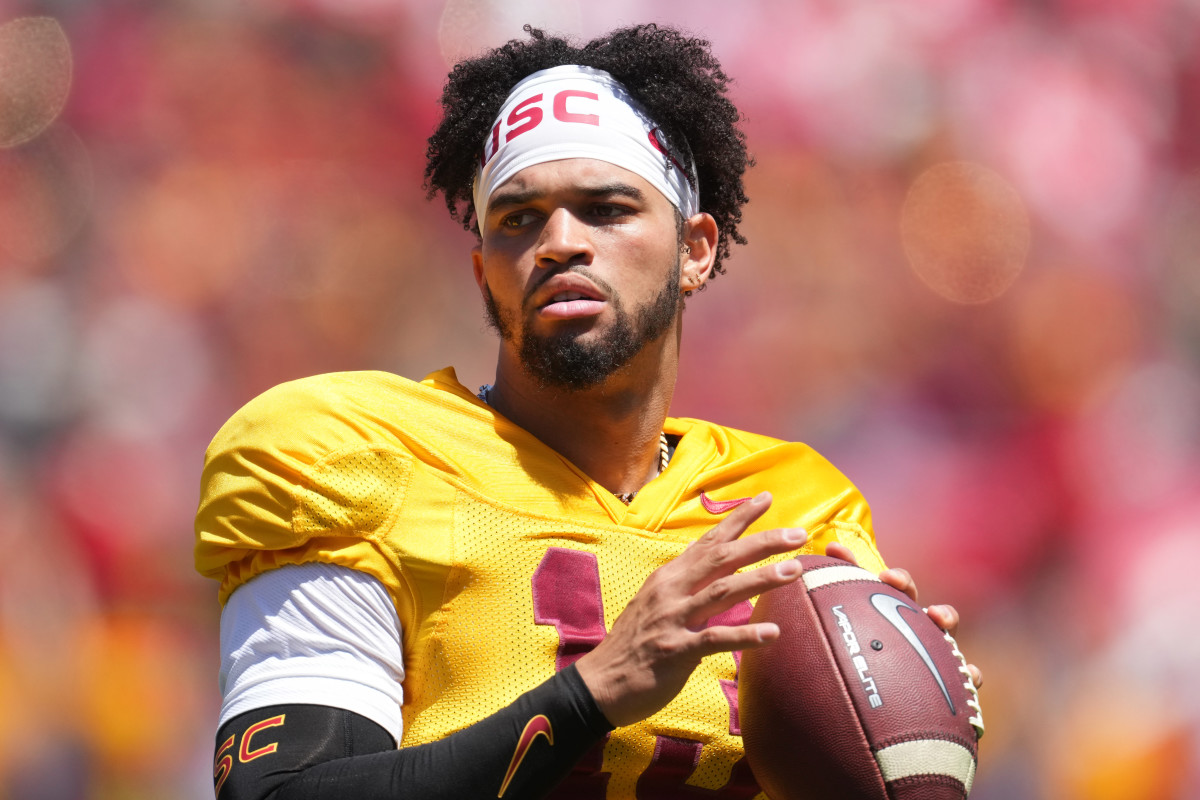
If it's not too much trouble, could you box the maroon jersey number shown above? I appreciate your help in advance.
[532,547,761,799]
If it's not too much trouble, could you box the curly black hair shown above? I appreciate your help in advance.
[424,24,752,281]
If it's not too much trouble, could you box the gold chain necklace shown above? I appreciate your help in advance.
[614,431,671,504]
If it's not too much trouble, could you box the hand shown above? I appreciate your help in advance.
[576,492,806,727]
[825,542,983,689]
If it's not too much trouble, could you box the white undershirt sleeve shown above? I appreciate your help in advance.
[218,562,406,744]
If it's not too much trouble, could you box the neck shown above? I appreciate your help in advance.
[486,328,680,498]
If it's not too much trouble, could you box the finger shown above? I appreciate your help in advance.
[824,542,858,565]
[690,519,805,574]
[880,567,917,603]
[694,491,773,549]
[681,524,807,596]
[684,619,783,660]
[685,553,804,629]
[926,603,959,637]
[966,664,983,689]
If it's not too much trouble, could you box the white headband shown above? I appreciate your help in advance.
[473,65,700,225]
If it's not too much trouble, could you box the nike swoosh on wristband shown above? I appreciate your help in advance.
[498,715,554,798]
[700,492,751,514]
[870,593,956,713]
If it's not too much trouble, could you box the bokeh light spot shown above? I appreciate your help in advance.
[900,161,1030,304]
[0,17,72,148]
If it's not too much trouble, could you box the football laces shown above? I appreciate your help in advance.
[943,629,985,740]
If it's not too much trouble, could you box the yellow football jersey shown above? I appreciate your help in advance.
[195,368,885,799]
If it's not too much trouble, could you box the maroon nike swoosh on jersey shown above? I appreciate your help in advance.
[700,492,752,514]
[498,715,554,797]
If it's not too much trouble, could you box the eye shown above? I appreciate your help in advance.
[499,211,540,229]
[591,203,633,220]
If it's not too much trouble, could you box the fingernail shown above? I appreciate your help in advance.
[783,527,807,544]
[754,491,771,503]
[757,622,780,641]
[777,559,801,578]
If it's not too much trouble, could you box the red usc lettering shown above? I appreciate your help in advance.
[481,91,605,164]
[213,715,286,796]
[213,734,235,797]
[239,714,286,763]
[554,90,599,125]
[506,94,544,143]
[482,122,502,168]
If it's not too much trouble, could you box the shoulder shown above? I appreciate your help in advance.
[197,369,470,534]
[206,371,420,456]
[672,417,783,454]
[195,371,445,587]
[202,369,488,471]
[670,415,876,548]
[669,415,834,472]
[715,419,860,499]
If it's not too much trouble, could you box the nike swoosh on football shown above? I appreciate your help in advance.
[700,492,752,514]
[869,593,956,713]
[498,715,554,798]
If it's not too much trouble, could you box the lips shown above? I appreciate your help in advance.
[532,275,607,320]
[547,290,591,303]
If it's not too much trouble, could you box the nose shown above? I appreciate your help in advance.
[534,208,592,269]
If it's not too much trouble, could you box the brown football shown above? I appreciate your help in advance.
[739,555,984,800]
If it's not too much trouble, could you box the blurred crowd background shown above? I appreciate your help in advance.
[0,0,1197,797]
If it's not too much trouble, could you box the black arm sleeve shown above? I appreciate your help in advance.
[214,664,613,800]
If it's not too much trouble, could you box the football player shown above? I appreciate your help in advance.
[196,24,980,800]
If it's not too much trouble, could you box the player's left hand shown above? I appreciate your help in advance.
[825,542,983,689]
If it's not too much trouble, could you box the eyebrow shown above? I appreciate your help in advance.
[487,181,648,216]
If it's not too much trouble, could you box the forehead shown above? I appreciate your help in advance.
[489,158,667,206]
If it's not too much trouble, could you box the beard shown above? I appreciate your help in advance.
[483,266,681,391]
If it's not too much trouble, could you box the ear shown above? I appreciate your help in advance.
[471,244,487,295]
[679,212,719,294]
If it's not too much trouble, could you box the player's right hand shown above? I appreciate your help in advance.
[574,492,805,728]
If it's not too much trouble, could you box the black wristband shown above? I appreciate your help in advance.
[214,664,613,800]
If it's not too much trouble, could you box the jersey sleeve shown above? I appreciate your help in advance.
[194,376,418,628]
[799,450,886,574]
[799,449,883,572]
[743,433,887,574]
